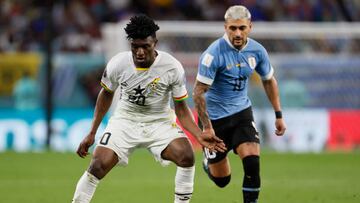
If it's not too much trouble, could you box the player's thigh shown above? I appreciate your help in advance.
[147,120,194,167]
[232,120,260,159]
[97,119,139,166]
[161,137,194,167]
[235,142,260,159]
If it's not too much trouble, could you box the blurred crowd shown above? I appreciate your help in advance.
[0,0,360,53]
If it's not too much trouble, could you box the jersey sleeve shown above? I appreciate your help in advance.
[255,47,274,80]
[172,63,188,102]
[100,58,119,93]
[196,50,219,85]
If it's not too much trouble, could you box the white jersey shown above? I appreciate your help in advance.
[101,51,188,123]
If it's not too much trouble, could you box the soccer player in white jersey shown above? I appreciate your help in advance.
[193,5,286,203]
[71,15,226,203]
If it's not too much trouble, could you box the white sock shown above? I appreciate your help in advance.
[72,171,100,203]
[174,166,195,203]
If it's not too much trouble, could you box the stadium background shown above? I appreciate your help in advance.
[0,0,360,202]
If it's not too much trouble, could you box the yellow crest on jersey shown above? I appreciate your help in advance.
[144,77,160,95]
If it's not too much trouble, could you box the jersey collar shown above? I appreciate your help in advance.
[223,33,249,51]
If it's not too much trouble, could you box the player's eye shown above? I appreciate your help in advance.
[229,26,237,31]
[240,26,247,30]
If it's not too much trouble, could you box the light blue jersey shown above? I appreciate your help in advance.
[196,34,274,120]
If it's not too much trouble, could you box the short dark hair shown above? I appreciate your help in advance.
[124,15,160,40]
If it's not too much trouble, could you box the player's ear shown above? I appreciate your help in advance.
[153,37,158,46]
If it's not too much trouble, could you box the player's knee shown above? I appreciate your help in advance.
[176,151,195,167]
[88,159,107,180]
[212,175,231,188]
[242,155,260,176]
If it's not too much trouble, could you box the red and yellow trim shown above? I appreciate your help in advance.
[100,82,114,93]
[173,94,188,102]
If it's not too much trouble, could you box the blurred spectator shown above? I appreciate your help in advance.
[280,79,310,108]
[1,0,360,53]
[80,67,103,105]
[12,70,40,110]
[1,0,359,110]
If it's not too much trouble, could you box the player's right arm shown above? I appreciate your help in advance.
[193,80,213,131]
[193,48,219,138]
[77,88,114,158]
[77,55,120,158]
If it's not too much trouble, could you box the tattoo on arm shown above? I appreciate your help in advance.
[193,81,212,129]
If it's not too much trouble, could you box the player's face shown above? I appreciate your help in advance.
[130,36,158,68]
[225,18,252,50]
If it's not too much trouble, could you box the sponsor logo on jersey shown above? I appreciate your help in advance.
[226,62,247,70]
[226,63,238,70]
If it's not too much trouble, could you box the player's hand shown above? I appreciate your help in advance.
[198,128,227,153]
[76,133,95,158]
[275,118,286,136]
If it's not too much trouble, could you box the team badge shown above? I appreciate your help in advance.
[144,77,160,95]
[248,57,256,69]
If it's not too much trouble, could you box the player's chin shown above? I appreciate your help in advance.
[232,42,243,49]
[135,61,148,67]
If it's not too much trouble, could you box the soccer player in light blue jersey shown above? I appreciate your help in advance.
[193,5,286,203]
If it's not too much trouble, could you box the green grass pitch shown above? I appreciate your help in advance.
[0,150,359,203]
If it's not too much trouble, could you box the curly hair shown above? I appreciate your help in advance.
[124,15,160,40]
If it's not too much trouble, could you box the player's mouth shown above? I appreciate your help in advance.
[136,57,145,62]
[233,38,243,43]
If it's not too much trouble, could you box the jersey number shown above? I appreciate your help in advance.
[129,85,146,106]
[233,76,246,91]
[204,148,217,159]
[129,95,146,105]
[100,132,111,145]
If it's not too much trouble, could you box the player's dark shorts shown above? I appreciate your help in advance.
[203,106,259,164]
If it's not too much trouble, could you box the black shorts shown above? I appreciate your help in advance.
[202,106,259,164]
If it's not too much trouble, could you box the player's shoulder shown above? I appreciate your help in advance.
[106,51,132,72]
[107,51,131,66]
[205,37,223,54]
[199,37,223,63]
[157,50,183,69]
[246,38,267,53]
[156,51,185,80]
[108,51,131,62]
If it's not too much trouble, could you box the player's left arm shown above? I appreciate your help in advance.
[174,100,226,152]
[256,46,286,136]
[262,77,286,136]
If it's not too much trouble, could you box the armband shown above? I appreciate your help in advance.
[275,111,282,119]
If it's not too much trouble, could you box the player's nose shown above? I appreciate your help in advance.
[136,48,145,56]
[234,29,243,37]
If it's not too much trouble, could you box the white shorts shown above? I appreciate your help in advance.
[96,118,188,166]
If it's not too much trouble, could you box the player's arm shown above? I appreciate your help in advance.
[192,80,213,130]
[262,76,286,136]
[77,88,114,158]
[174,100,226,152]
[192,80,226,151]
